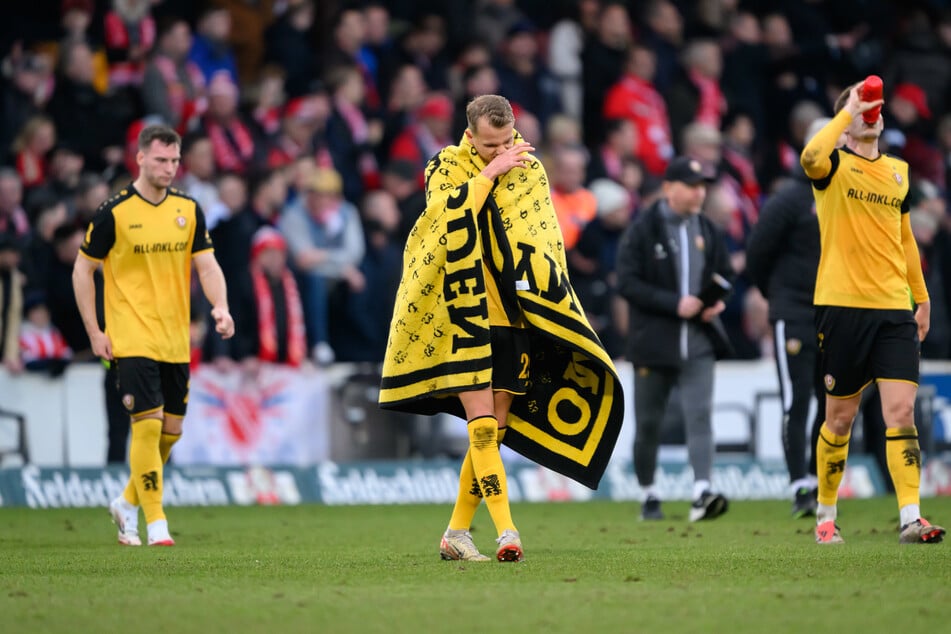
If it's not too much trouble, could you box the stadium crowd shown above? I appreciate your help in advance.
[2,0,951,378]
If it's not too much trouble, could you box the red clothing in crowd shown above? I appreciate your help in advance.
[603,74,674,177]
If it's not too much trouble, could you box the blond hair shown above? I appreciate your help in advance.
[466,94,515,133]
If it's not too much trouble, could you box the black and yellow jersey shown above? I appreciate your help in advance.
[79,185,213,363]
[802,110,927,310]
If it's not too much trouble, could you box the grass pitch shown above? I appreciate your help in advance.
[2,497,951,634]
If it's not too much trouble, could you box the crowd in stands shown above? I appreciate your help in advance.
[3,0,951,379]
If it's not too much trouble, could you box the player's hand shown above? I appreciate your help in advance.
[848,84,884,118]
[915,301,931,342]
[90,331,113,361]
[212,306,235,340]
[482,142,535,180]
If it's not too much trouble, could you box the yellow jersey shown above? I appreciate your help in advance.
[79,185,213,363]
[802,110,927,310]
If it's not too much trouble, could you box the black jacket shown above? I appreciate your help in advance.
[616,199,734,367]
[746,169,820,323]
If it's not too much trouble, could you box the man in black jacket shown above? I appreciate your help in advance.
[617,156,734,521]
[746,117,836,518]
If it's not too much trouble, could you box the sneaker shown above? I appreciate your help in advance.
[640,495,664,521]
[440,529,490,561]
[792,486,818,519]
[815,519,845,544]
[899,518,946,544]
[495,529,524,562]
[689,491,729,522]
[108,497,141,546]
[147,520,175,547]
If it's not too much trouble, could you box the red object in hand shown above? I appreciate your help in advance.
[861,75,883,124]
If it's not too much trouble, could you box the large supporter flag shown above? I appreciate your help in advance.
[175,364,329,466]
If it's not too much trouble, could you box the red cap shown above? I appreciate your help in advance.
[416,94,453,120]
[893,82,931,119]
[250,227,287,260]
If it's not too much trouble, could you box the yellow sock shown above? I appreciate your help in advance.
[466,416,515,536]
[885,427,921,510]
[128,418,165,524]
[123,432,181,506]
[448,428,507,531]
[816,422,850,507]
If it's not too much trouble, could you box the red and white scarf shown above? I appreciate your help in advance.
[252,265,306,367]
[206,116,256,174]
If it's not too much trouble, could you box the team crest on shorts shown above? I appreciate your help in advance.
[122,394,135,411]
[824,374,835,391]
[786,338,802,355]
[175,215,186,228]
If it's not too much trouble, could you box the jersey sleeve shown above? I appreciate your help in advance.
[79,206,116,260]
[192,202,214,254]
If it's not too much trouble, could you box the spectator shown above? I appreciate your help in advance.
[177,131,229,229]
[580,1,632,148]
[11,115,56,190]
[49,40,128,172]
[378,63,428,160]
[18,290,71,376]
[473,0,527,54]
[141,18,205,133]
[547,0,601,120]
[638,0,684,95]
[264,0,320,98]
[0,234,25,373]
[73,173,110,225]
[21,193,68,291]
[359,2,397,99]
[250,65,287,138]
[569,177,632,359]
[452,63,500,139]
[37,141,86,207]
[215,0,277,85]
[380,158,426,243]
[603,44,674,178]
[201,72,260,175]
[0,53,52,165]
[325,64,381,204]
[330,190,402,363]
[323,6,379,111]
[103,0,156,88]
[277,167,365,365]
[493,20,562,127]
[188,6,239,86]
[587,118,637,184]
[265,91,333,170]
[0,169,30,243]
[45,222,92,361]
[666,39,727,148]
[57,0,109,95]
[388,93,454,188]
[884,82,943,190]
[549,144,597,251]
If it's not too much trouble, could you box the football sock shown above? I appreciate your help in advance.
[466,416,515,536]
[128,417,165,524]
[816,422,850,507]
[123,431,181,506]
[448,427,507,531]
[693,479,711,500]
[885,427,921,524]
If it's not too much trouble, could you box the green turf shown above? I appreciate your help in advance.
[2,497,951,633]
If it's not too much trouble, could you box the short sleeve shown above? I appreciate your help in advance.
[80,206,116,260]
[192,202,214,253]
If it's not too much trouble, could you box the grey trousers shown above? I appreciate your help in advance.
[633,355,715,486]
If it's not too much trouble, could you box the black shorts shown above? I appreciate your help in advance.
[490,326,531,395]
[114,357,190,417]
[815,306,920,398]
